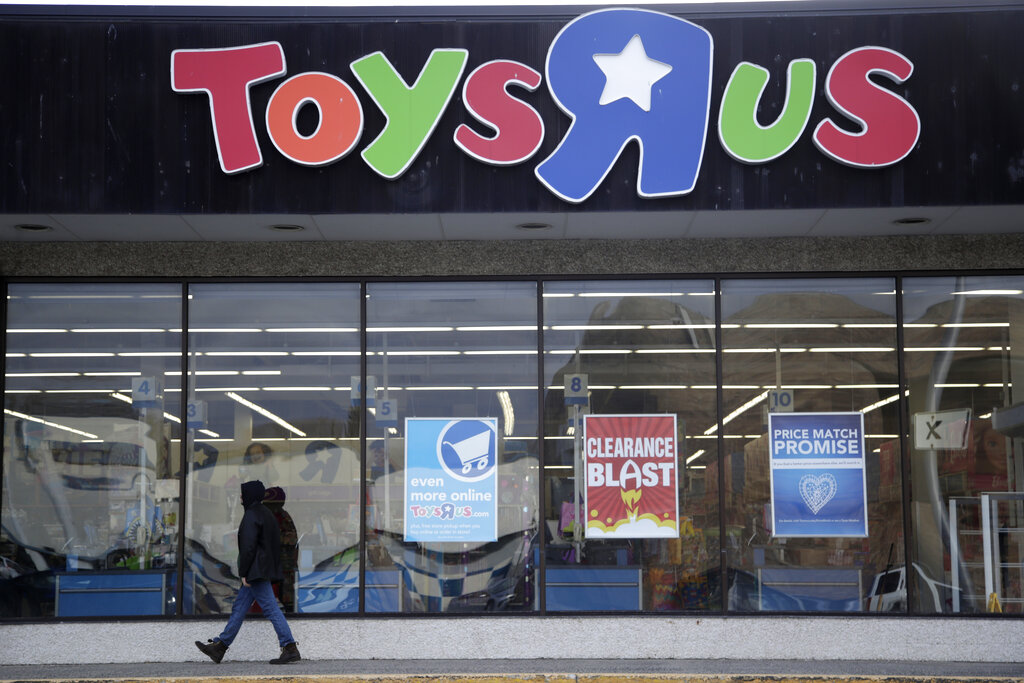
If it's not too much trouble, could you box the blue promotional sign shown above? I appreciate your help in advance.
[768,412,868,538]
[404,417,498,543]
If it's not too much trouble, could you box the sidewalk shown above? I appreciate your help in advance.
[1,659,1023,682]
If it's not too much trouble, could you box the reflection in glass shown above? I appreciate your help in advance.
[185,284,361,615]
[365,282,540,613]
[543,280,719,611]
[904,277,1024,614]
[1,283,182,617]
[4,275,1022,620]
[721,278,900,612]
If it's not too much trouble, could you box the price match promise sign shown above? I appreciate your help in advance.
[768,412,868,538]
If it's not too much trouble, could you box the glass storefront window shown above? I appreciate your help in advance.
[904,277,1024,614]
[721,278,901,612]
[365,281,540,613]
[2,283,182,617]
[542,280,719,611]
[184,284,362,615]
[3,274,1022,621]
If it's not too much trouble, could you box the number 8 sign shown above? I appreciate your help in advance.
[564,373,588,406]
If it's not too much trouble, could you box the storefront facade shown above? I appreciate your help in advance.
[2,0,1024,664]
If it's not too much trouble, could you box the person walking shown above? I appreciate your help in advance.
[263,486,298,612]
[195,479,301,665]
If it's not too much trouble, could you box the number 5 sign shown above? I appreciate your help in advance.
[376,399,398,428]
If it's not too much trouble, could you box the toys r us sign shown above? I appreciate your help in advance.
[171,8,920,204]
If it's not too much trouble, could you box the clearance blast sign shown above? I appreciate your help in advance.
[583,414,678,538]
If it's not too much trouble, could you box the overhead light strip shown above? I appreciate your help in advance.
[704,390,769,435]
[3,408,98,439]
[225,391,306,437]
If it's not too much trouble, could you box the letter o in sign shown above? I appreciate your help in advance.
[266,71,364,166]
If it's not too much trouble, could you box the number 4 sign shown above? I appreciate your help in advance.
[131,377,161,408]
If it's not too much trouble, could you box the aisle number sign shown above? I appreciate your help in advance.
[376,399,398,429]
[564,374,588,405]
[768,389,794,412]
[350,375,377,407]
[186,400,206,429]
[131,377,161,408]
[583,414,678,538]
[768,412,868,538]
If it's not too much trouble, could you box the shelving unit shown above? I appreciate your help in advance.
[949,496,984,612]
[949,492,1024,612]
[981,492,1024,611]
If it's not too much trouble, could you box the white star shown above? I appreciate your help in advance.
[592,35,673,113]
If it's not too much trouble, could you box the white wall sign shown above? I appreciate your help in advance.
[914,409,971,450]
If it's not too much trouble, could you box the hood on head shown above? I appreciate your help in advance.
[240,480,266,508]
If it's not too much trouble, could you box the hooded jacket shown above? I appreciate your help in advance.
[236,480,283,582]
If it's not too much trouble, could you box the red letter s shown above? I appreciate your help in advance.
[813,46,920,168]
[454,60,544,166]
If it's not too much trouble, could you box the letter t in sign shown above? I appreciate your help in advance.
[171,42,287,174]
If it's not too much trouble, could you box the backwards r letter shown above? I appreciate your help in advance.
[535,9,714,203]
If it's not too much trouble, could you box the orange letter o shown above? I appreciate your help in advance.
[266,72,363,166]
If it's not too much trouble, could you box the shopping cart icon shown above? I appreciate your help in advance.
[443,430,492,474]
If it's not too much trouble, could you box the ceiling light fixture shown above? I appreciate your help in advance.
[4,408,98,439]
[685,449,706,465]
[225,391,307,437]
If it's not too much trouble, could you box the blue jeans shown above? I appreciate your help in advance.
[217,579,295,648]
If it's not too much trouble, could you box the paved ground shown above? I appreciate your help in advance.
[1,659,1023,682]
